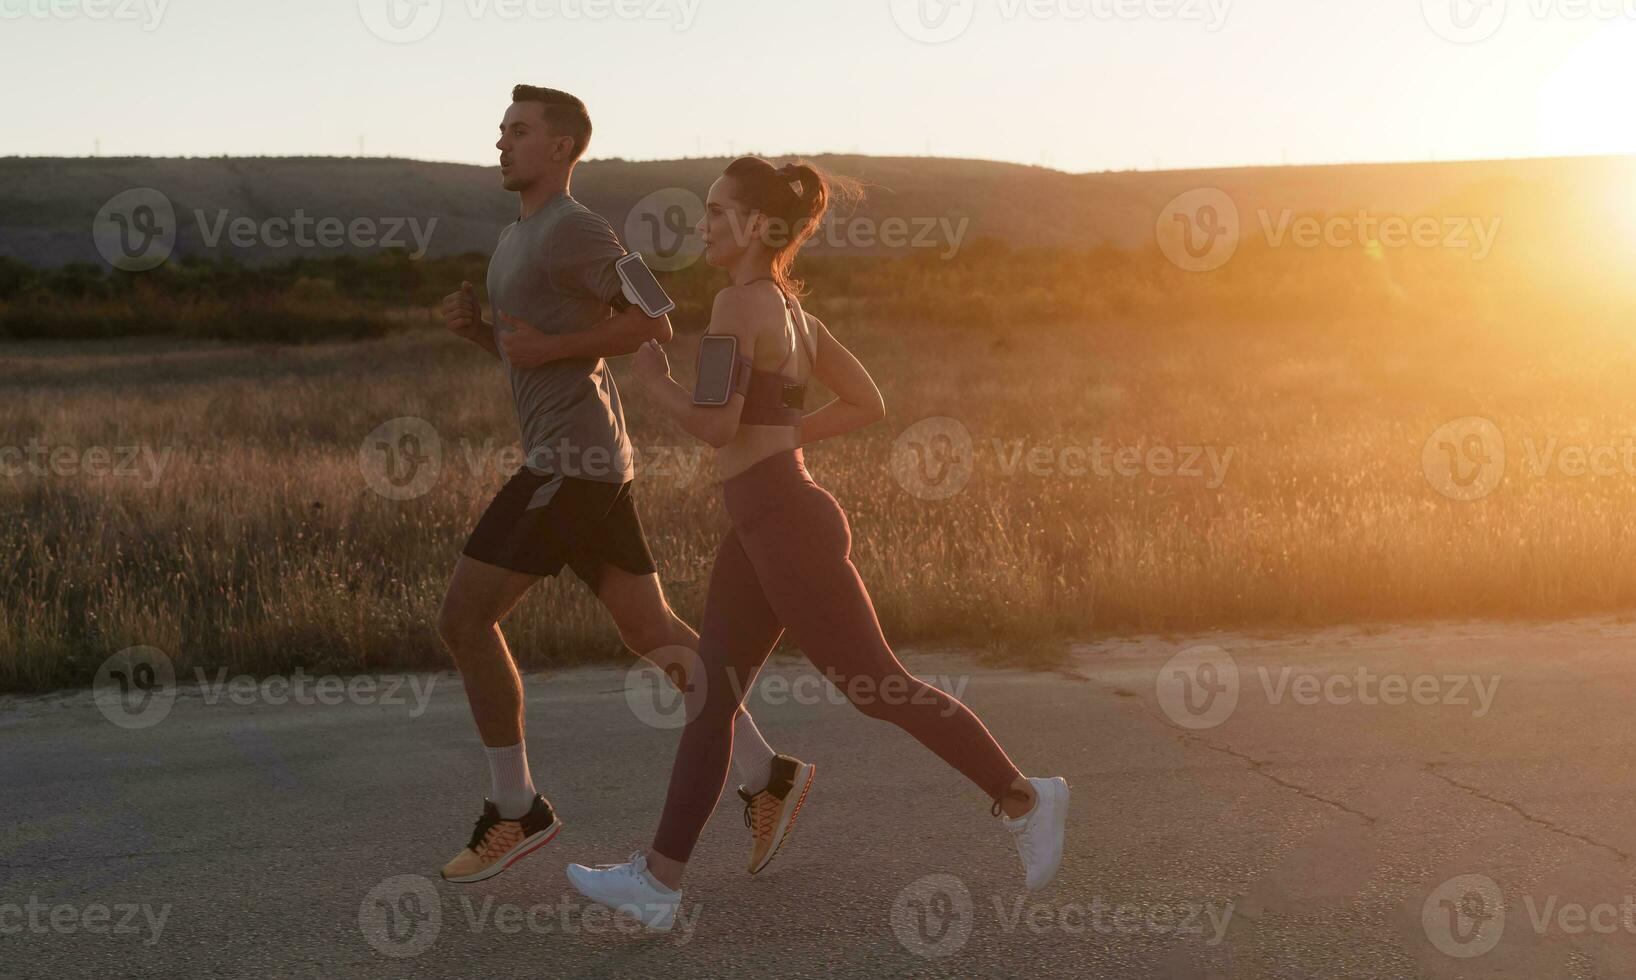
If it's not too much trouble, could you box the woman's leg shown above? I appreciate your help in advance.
[740,487,1025,806]
[648,526,786,873]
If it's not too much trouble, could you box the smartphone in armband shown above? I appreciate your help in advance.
[693,334,740,406]
[615,252,677,318]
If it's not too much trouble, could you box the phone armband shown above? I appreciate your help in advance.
[615,252,677,318]
[693,335,749,406]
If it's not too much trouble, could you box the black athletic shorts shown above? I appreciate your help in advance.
[461,468,657,592]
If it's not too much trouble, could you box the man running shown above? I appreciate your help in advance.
[435,85,809,882]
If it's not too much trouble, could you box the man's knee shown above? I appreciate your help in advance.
[436,597,494,653]
[620,611,684,659]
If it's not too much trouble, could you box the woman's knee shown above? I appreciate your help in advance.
[667,657,738,724]
[681,686,743,737]
[837,671,931,722]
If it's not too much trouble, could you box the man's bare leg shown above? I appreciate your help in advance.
[594,565,782,793]
[434,555,564,882]
[595,565,703,688]
[436,555,541,747]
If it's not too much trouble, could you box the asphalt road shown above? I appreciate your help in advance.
[6,618,1636,978]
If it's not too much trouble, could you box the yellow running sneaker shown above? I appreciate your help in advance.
[737,754,815,875]
[441,795,562,883]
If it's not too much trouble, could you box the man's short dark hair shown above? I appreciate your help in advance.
[511,85,592,160]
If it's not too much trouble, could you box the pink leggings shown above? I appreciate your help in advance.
[651,448,1024,862]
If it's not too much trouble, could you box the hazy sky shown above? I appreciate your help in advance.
[4,0,1634,172]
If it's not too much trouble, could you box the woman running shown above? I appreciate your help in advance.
[565,157,1068,930]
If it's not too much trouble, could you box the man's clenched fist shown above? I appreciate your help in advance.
[442,281,485,338]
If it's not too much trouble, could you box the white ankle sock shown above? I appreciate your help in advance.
[731,710,776,792]
[484,741,538,819]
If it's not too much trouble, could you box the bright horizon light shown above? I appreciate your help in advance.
[2,1,1633,172]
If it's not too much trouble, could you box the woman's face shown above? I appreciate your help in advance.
[696,176,760,268]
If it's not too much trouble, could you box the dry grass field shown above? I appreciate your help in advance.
[5,152,1634,692]
[8,264,1636,692]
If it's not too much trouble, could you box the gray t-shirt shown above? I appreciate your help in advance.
[486,193,635,498]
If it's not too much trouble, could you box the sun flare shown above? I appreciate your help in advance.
[1538,23,1636,158]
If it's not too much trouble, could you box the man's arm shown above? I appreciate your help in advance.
[533,208,673,361]
[465,323,501,359]
[441,280,500,360]
[549,305,673,358]
[496,305,670,368]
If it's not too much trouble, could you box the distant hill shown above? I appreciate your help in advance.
[0,153,1625,268]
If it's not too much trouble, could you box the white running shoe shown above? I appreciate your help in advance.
[564,851,681,932]
[998,776,1069,891]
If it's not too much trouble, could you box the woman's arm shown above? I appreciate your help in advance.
[634,357,744,448]
[799,313,887,446]
[632,289,757,449]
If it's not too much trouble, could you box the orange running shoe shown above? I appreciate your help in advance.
[440,795,562,883]
[738,754,815,874]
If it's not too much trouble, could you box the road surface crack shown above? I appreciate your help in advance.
[1121,692,1379,825]
[1424,763,1629,862]
[1180,732,1379,826]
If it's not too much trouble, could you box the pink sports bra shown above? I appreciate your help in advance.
[729,282,815,427]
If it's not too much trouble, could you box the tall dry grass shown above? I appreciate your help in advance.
[9,297,1636,691]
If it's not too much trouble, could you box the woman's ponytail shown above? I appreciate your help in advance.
[724,156,863,297]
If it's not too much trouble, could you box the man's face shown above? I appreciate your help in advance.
[495,102,573,192]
